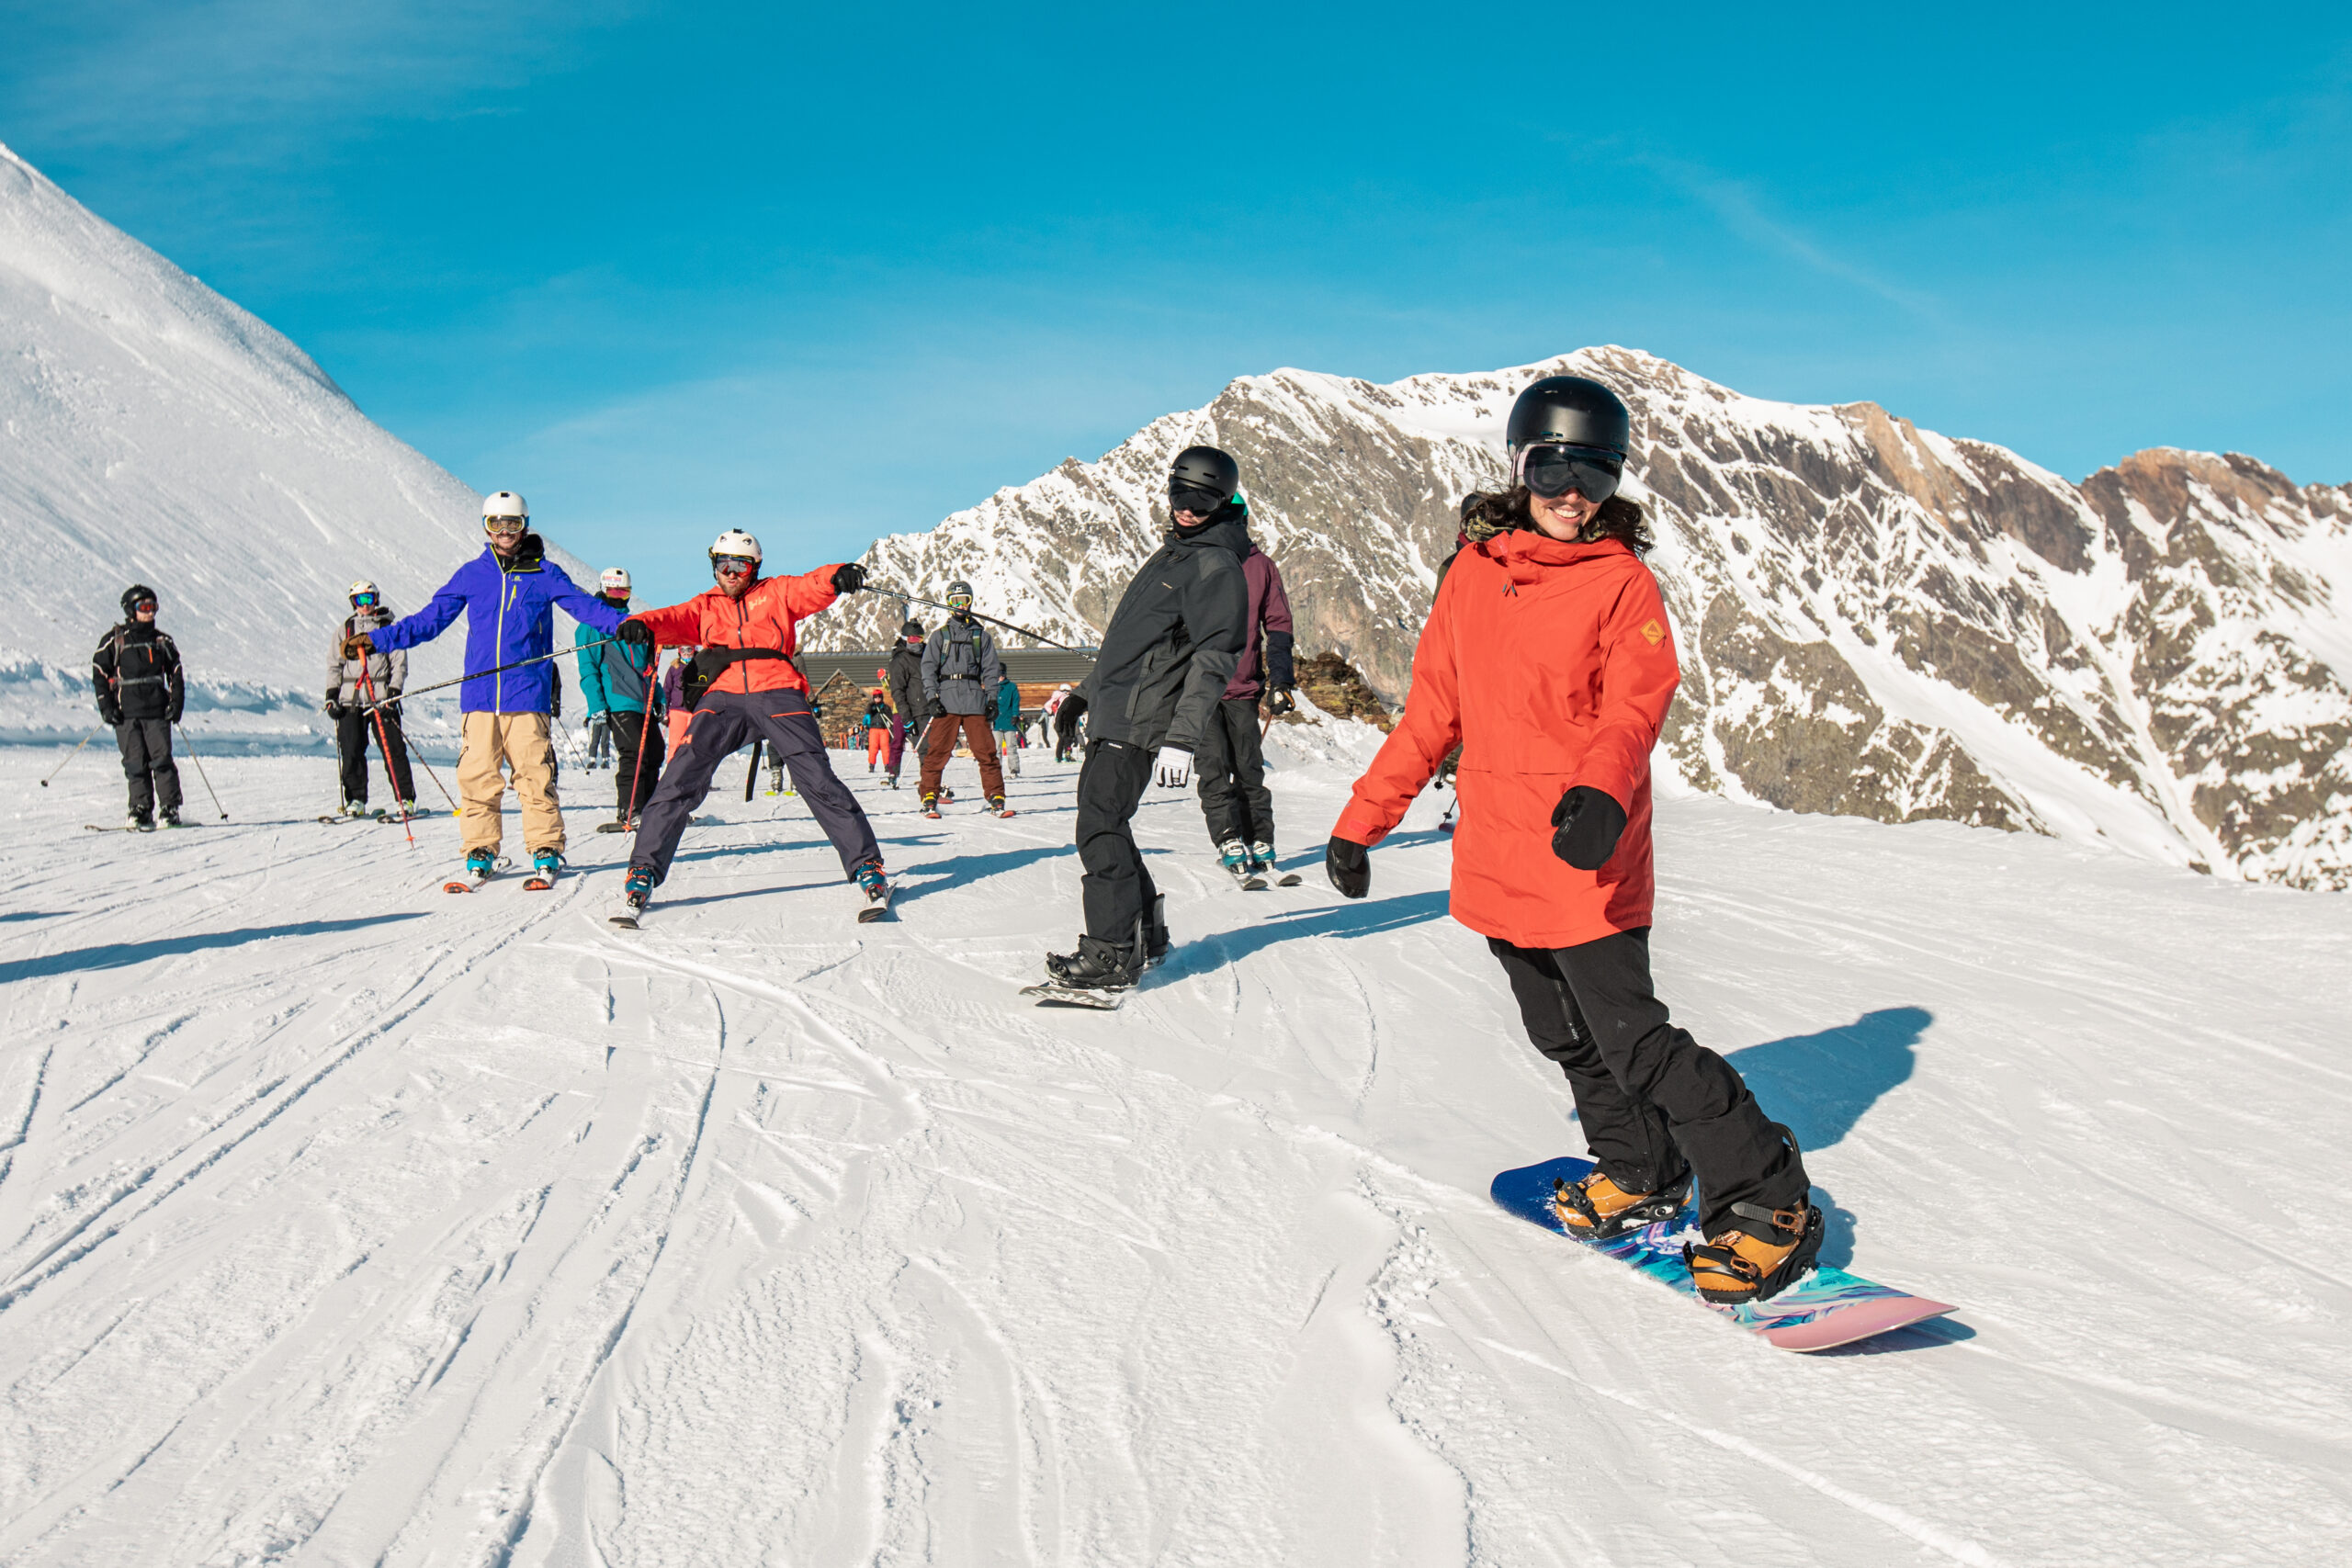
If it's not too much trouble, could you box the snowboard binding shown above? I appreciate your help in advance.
[1553,1167,1693,1239]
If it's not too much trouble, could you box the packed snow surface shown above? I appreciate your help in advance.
[0,738,2346,1566]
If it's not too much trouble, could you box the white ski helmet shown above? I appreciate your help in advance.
[482,491,529,522]
[709,529,763,563]
[348,578,379,599]
[599,567,631,593]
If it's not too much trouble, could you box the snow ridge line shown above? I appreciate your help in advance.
[1476,1337,2011,1568]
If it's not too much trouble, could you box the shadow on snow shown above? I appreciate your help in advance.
[0,914,429,985]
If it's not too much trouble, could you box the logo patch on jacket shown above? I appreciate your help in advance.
[1640,619,1665,645]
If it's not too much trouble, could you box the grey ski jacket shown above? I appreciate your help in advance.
[921,615,1003,717]
[327,604,407,705]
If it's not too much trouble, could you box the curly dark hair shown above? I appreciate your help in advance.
[1458,487,1652,555]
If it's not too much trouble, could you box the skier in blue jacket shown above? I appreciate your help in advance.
[345,491,626,883]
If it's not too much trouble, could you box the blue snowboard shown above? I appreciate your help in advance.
[1492,1156,1956,1352]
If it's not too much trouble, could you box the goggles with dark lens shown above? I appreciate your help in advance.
[350,591,381,608]
[1516,444,1623,503]
[484,516,527,536]
[1169,483,1227,517]
[712,554,758,575]
[132,599,158,612]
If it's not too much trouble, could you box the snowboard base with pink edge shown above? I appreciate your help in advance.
[1491,1156,1957,1353]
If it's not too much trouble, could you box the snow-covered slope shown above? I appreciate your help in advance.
[0,144,554,739]
[0,746,2344,1565]
[819,351,2352,889]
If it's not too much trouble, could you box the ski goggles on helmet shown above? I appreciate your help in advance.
[131,598,158,612]
[1516,444,1623,503]
[483,516,527,536]
[350,590,381,608]
[711,554,758,576]
[1169,482,1229,518]
[947,592,973,611]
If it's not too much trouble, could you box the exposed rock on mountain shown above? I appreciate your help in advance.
[816,350,2352,889]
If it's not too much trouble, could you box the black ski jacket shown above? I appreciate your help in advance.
[888,639,935,726]
[94,620,185,725]
[1078,511,1250,751]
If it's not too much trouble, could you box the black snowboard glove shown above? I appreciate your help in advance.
[99,705,123,728]
[831,562,867,593]
[1551,785,1628,871]
[616,618,655,648]
[1326,836,1371,899]
[322,698,345,719]
[1267,687,1296,716]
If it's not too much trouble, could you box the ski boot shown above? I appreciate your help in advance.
[922,792,942,819]
[524,849,562,890]
[340,799,368,818]
[854,860,891,921]
[128,812,154,832]
[885,774,899,789]
[1249,840,1300,886]
[1553,1167,1694,1240]
[1043,934,1140,996]
[1219,839,1264,889]
[1683,1125,1822,1303]
[941,788,956,804]
[610,864,656,928]
[989,794,1013,818]
[398,798,420,818]
[159,807,183,829]
[1142,895,1170,968]
[465,848,498,880]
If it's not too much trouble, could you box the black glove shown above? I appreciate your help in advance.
[1551,785,1627,870]
[1267,687,1296,716]
[831,562,867,593]
[1326,836,1370,898]
[99,707,123,728]
[616,618,655,648]
[323,698,345,719]
[379,700,402,725]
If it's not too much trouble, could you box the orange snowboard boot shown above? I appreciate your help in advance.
[1553,1168,1692,1240]
[1685,1201,1825,1303]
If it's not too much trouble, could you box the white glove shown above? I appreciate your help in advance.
[1155,746,1193,788]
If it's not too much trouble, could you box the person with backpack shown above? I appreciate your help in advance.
[1324,375,1821,1305]
[1036,446,1251,998]
[917,582,1010,818]
[883,619,930,789]
[609,531,888,920]
[324,580,414,817]
[993,668,1024,779]
[343,491,627,886]
[576,567,662,828]
[92,583,186,830]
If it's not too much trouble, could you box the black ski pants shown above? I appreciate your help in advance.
[115,718,182,819]
[336,702,414,806]
[1194,696,1272,849]
[1490,930,1807,1238]
[1075,738,1158,944]
[630,690,879,886]
[610,707,662,818]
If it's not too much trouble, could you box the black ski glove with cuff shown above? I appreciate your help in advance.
[1267,688,1296,716]
[616,618,655,648]
[831,563,867,593]
[1326,836,1371,898]
[1551,785,1627,870]
[323,698,345,719]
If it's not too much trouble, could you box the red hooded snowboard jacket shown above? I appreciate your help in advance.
[1333,530,1679,949]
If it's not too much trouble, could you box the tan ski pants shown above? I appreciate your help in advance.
[458,711,563,855]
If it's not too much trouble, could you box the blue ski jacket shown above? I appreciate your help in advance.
[376,535,627,714]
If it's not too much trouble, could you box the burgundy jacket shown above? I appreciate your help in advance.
[1225,542,1296,700]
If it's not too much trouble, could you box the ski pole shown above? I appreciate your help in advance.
[173,725,230,819]
[866,585,1080,651]
[40,725,103,786]
[620,642,662,831]
[744,744,759,802]
[355,664,414,846]
[413,749,462,814]
[362,637,622,711]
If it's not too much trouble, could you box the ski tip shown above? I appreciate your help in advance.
[443,881,474,894]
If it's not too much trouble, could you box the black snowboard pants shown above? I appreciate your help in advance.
[1193,695,1272,848]
[115,718,183,819]
[1075,738,1158,944]
[608,707,662,818]
[1490,930,1808,1239]
[336,702,414,806]
[631,689,879,886]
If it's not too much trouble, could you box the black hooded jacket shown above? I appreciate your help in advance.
[93,620,185,724]
[888,638,934,726]
[1078,509,1250,751]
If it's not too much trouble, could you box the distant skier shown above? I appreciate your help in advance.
[325,580,414,817]
[92,583,186,830]
[863,689,892,773]
[993,666,1024,779]
[918,582,1010,817]
[1053,688,1087,762]
[1036,446,1251,998]
[345,491,626,886]
[884,619,931,788]
[576,567,662,828]
[1324,375,1821,1305]
[611,531,888,920]
[1194,525,1297,884]
[660,649,697,761]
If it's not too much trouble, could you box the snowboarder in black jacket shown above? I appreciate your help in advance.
[1041,446,1252,996]
[93,582,187,829]
[883,620,932,788]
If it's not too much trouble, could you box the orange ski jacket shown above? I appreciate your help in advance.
[1332,530,1679,949]
[627,566,846,700]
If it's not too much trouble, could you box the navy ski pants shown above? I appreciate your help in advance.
[630,690,880,885]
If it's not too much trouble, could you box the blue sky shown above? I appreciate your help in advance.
[6,2,2348,607]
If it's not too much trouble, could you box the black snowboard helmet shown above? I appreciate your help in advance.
[900,618,925,641]
[1169,445,1241,520]
[1507,377,1631,504]
[121,583,158,616]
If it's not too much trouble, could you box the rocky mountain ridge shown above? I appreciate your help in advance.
[814,349,2352,889]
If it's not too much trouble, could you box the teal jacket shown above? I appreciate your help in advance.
[576,617,657,714]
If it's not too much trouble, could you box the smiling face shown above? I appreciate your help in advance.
[1527,486,1600,542]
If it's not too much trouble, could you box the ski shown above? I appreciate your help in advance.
[857,883,893,923]
[1489,1156,1958,1352]
[521,857,563,892]
[594,820,637,835]
[608,903,643,930]
[444,856,511,894]
[85,823,153,833]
